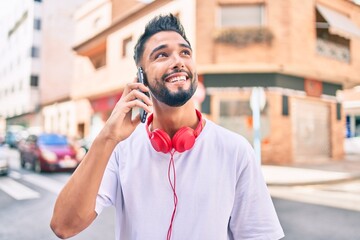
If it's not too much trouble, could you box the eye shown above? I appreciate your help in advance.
[155,52,168,59]
[181,49,191,56]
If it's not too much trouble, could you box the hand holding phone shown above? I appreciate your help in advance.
[137,67,151,123]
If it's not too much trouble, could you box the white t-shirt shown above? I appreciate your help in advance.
[95,119,284,240]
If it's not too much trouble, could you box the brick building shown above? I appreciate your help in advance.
[72,0,360,164]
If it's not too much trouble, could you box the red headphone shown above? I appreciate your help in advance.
[146,109,203,153]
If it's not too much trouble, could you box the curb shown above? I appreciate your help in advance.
[266,174,360,187]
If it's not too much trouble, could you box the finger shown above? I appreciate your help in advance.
[139,85,150,94]
[134,100,153,113]
[123,89,152,106]
[123,99,152,113]
[128,82,144,89]
[135,90,152,106]
[122,82,142,95]
[132,76,150,93]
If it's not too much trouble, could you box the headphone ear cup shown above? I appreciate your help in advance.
[172,127,196,153]
[150,129,172,153]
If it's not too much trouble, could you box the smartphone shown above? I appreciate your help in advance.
[137,67,150,123]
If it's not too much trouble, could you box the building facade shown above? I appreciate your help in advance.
[0,0,43,129]
[338,86,360,138]
[72,0,360,164]
[39,0,90,138]
[0,0,90,139]
[196,0,360,164]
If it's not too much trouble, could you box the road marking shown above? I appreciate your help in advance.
[23,174,65,195]
[9,170,22,179]
[269,185,360,212]
[0,177,40,200]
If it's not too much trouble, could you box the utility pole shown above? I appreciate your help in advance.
[250,87,266,165]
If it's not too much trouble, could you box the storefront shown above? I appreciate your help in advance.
[202,73,344,165]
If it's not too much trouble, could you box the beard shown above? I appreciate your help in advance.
[147,70,198,107]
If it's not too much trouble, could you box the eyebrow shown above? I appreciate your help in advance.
[149,43,192,59]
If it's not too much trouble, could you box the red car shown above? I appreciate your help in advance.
[19,133,85,173]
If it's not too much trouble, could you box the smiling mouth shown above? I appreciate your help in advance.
[166,75,188,84]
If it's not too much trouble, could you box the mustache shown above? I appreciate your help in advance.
[161,69,193,81]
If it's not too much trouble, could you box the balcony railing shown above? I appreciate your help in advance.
[316,38,350,63]
[214,27,273,47]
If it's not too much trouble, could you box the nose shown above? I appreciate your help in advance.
[171,53,185,69]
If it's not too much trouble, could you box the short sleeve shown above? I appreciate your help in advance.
[229,145,284,240]
[95,149,119,215]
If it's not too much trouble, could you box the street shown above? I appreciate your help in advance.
[1,147,360,239]
[273,197,360,240]
[0,147,115,240]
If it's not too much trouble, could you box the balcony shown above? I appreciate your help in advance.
[214,27,273,47]
[316,38,350,63]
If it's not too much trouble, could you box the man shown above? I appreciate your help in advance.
[50,14,284,240]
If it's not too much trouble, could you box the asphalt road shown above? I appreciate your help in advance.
[273,197,360,240]
[0,147,115,240]
[1,147,360,240]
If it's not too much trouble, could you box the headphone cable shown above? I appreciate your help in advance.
[167,150,178,240]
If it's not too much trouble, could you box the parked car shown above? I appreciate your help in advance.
[5,127,27,149]
[0,133,5,145]
[0,146,9,176]
[19,133,85,173]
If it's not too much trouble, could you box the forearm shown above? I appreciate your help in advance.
[50,130,118,239]
[50,79,151,238]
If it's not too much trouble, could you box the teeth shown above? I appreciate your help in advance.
[169,76,186,83]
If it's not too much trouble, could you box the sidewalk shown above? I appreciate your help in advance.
[261,155,360,186]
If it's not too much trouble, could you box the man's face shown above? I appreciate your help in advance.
[141,31,197,107]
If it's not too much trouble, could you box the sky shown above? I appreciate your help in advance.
[0,1,16,18]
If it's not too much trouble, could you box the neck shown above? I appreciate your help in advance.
[151,101,199,138]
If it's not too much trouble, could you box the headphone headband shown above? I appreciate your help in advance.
[146,109,203,136]
[146,110,203,153]
[193,109,203,137]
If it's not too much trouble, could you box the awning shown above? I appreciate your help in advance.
[316,4,360,38]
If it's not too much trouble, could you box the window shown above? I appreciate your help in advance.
[315,6,351,63]
[217,97,269,143]
[122,36,133,58]
[34,18,41,30]
[93,17,101,28]
[30,75,39,87]
[31,46,40,58]
[219,5,265,28]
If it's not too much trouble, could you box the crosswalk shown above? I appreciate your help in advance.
[0,170,68,200]
[0,177,40,200]
[269,182,360,212]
